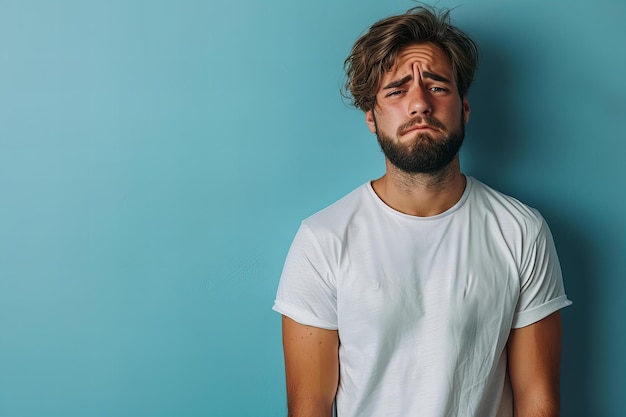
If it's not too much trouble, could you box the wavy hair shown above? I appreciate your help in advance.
[343,6,478,112]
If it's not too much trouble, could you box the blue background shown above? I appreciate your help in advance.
[0,0,624,416]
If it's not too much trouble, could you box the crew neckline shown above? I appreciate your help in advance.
[365,176,473,221]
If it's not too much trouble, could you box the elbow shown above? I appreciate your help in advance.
[514,393,560,417]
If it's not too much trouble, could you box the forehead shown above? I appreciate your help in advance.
[382,43,454,82]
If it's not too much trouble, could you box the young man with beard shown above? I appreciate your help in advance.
[273,6,571,417]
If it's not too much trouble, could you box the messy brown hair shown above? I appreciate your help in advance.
[343,5,478,112]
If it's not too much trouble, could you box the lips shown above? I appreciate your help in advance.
[397,116,446,136]
[407,124,436,132]
[400,124,438,136]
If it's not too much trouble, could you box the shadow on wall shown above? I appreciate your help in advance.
[463,39,521,190]
[463,39,592,417]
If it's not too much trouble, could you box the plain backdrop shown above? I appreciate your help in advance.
[0,0,624,416]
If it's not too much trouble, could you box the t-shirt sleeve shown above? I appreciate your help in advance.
[511,215,572,328]
[272,222,338,330]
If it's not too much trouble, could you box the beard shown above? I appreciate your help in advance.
[375,113,465,174]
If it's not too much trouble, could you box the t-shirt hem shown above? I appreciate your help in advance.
[512,295,572,328]
[272,300,338,330]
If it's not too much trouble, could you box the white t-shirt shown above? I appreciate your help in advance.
[273,177,571,417]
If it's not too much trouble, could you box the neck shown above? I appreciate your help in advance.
[372,156,466,217]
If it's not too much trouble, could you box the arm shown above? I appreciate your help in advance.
[282,315,339,417]
[507,310,563,417]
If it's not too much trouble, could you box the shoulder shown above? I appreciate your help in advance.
[302,183,373,233]
[467,177,546,238]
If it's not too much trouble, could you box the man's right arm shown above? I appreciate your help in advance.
[282,315,339,417]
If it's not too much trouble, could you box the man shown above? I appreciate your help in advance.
[273,6,571,417]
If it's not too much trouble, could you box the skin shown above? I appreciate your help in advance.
[282,42,562,417]
[508,311,563,417]
[282,315,338,417]
[365,43,470,217]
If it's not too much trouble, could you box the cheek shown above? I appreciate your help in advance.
[375,107,400,126]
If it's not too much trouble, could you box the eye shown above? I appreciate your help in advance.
[429,86,448,94]
[385,90,405,98]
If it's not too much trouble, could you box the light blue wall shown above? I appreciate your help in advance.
[0,0,624,416]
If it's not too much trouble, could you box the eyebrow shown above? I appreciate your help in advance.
[382,72,452,90]
[422,71,451,83]
[383,75,413,90]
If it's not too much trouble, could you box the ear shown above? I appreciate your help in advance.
[365,110,377,133]
[462,97,471,124]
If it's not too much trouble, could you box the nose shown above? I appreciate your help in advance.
[408,85,432,116]
[408,63,432,116]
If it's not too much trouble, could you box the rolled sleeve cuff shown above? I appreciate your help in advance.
[272,300,338,330]
[512,295,573,329]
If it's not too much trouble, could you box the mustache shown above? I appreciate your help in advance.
[397,115,446,136]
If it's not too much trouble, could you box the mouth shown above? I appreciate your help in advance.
[400,124,439,136]
[397,115,446,137]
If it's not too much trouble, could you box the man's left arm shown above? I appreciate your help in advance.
[507,310,562,417]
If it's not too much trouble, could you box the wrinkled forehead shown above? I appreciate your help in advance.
[382,43,455,83]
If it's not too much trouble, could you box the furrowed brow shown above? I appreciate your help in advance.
[422,71,451,83]
[383,75,413,90]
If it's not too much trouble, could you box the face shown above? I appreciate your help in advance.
[365,43,470,174]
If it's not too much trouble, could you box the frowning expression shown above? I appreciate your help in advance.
[365,43,471,173]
